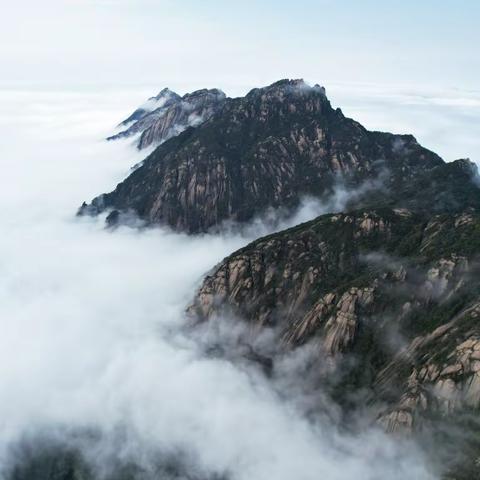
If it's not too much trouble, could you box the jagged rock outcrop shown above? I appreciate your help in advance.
[116,88,181,127]
[107,87,226,149]
[376,297,480,428]
[80,79,480,233]
[189,209,479,329]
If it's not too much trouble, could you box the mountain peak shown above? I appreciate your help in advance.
[243,79,329,112]
[142,88,180,110]
[250,78,326,96]
[270,78,307,87]
[107,86,227,147]
[154,87,180,100]
[182,88,226,101]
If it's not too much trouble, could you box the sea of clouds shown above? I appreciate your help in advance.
[1,84,478,479]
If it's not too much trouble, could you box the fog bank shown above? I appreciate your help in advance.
[0,88,459,479]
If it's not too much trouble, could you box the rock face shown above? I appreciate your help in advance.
[189,209,479,332]
[107,87,226,149]
[189,208,480,476]
[80,79,480,233]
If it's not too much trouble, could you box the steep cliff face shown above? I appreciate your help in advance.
[107,88,226,149]
[79,79,479,233]
[188,208,480,474]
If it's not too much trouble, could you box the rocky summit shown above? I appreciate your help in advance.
[80,79,480,233]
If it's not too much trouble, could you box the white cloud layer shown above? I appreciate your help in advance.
[0,86,471,479]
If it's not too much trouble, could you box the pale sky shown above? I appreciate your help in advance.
[3,0,479,91]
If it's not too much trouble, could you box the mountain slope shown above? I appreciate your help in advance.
[79,79,479,233]
[188,207,480,476]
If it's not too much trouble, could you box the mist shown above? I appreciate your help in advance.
[0,88,456,479]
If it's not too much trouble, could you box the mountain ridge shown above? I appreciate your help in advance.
[80,79,479,234]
